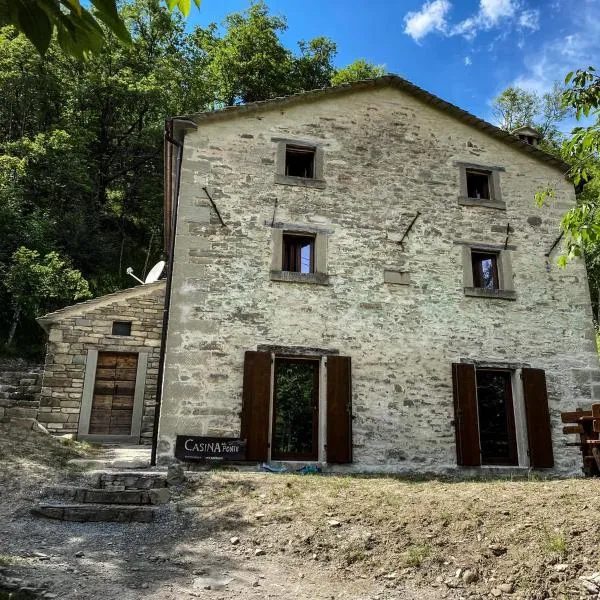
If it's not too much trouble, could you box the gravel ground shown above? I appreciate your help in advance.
[2,426,600,600]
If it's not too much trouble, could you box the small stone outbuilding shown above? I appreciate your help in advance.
[36,281,165,444]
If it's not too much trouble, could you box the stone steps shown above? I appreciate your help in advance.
[91,470,168,490]
[44,485,170,505]
[31,503,155,523]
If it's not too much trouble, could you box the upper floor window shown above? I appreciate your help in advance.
[285,145,315,179]
[283,233,315,273]
[273,138,325,189]
[455,162,505,210]
[471,251,499,290]
[466,169,491,200]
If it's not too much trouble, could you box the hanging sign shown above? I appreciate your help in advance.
[175,436,246,461]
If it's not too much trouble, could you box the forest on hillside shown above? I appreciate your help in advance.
[1,0,598,358]
[0,0,384,356]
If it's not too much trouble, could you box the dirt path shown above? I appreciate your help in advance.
[2,427,600,599]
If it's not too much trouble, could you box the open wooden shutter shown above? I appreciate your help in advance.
[326,356,352,463]
[522,368,554,468]
[240,351,271,461]
[452,363,481,466]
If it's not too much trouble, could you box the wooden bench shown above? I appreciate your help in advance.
[561,406,600,476]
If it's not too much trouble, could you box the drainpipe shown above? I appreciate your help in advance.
[151,118,194,466]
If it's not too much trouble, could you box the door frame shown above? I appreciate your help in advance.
[269,355,322,462]
[77,348,148,444]
[475,368,519,466]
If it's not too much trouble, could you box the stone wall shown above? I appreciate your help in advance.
[38,282,165,442]
[0,360,43,423]
[158,84,599,474]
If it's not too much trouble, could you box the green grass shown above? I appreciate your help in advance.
[404,543,431,567]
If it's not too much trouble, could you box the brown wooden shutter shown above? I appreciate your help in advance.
[326,355,352,463]
[522,368,554,468]
[240,351,271,461]
[452,363,481,466]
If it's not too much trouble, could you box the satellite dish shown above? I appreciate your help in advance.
[144,260,165,284]
[125,260,165,285]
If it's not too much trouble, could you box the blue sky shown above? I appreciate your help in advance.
[188,0,600,128]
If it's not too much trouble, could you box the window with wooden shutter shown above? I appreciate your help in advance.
[326,356,352,463]
[452,363,481,466]
[240,351,272,461]
[522,368,554,468]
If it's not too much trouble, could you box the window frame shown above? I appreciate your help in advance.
[455,161,506,210]
[273,138,325,189]
[471,251,500,290]
[270,224,329,285]
[460,243,516,300]
[282,232,316,274]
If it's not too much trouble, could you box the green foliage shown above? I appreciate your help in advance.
[195,2,338,106]
[0,0,199,60]
[331,59,385,86]
[0,0,362,356]
[3,247,91,346]
[492,84,571,153]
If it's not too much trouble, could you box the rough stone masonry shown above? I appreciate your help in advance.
[155,80,598,474]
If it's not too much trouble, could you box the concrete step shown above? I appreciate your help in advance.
[91,470,168,490]
[68,446,151,471]
[44,486,170,505]
[31,503,155,523]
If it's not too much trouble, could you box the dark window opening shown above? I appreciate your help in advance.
[285,145,315,179]
[476,369,518,466]
[272,358,319,461]
[112,321,132,336]
[471,252,499,290]
[283,234,315,273]
[466,169,491,200]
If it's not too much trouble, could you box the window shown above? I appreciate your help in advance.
[270,226,328,285]
[112,321,132,336]
[283,234,315,273]
[455,162,505,209]
[285,145,315,179]
[471,252,499,290]
[476,370,518,466]
[466,169,491,200]
[273,138,325,188]
[452,363,554,469]
[460,245,515,300]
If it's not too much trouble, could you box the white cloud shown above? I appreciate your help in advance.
[518,9,540,31]
[403,0,540,42]
[510,2,600,96]
[403,0,451,42]
[464,56,473,66]
[480,0,518,23]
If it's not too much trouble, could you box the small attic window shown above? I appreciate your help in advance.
[285,145,315,179]
[466,169,491,200]
[518,134,537,146]
[112,321,132,336]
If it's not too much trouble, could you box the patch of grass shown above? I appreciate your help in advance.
[544,531,568,556]
[0,554,16,566]
[403,543,431,567]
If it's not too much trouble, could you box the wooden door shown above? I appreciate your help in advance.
[89,352,138,435]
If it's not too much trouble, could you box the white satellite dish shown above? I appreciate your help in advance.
[126,260,165,285]
[144,260,165,284]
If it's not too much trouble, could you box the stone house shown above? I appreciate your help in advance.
[37,282,164,444]
[155,76,599,475]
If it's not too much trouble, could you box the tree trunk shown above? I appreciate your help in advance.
[6,306,21,347]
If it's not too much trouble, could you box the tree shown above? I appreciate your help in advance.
[0,0,198,59]
[4,247,91,345]
[195,1,338,106]
[331,59,385,86]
